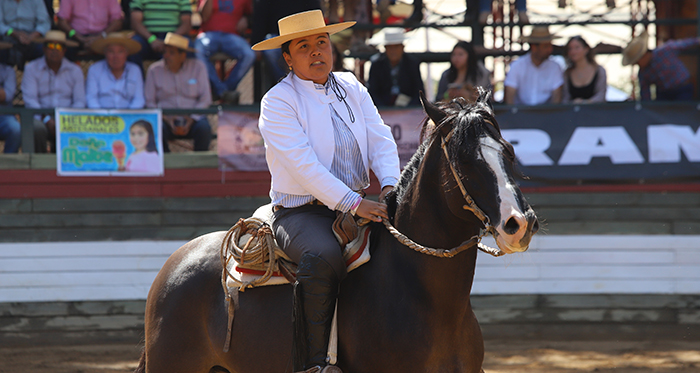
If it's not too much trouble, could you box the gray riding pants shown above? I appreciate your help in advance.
[272,204,347,281]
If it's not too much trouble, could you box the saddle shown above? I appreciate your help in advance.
[221,204,372,293]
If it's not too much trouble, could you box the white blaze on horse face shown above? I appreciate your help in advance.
[478,136,529,253]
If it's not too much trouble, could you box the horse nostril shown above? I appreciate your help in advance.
[531,219,540,234]
[503,216,520,235]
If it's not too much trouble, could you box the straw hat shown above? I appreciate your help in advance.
[35,30,79,47]
[519,26,560,44]
[369,28,409,46]
[251,10,355,51]
[91,32,142,55]
[621,30,649,66]
[163,32,195,52]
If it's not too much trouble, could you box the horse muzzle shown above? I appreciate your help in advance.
[493,208,539,254]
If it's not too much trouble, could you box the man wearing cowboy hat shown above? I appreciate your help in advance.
[0,41,21,153]
[145,32,212,152]
[367,28,424,107]
[623,31,700,101]
[86,32,144,109]
[504,25,564,105]
[0,0,51,68]
[22,30,85,153]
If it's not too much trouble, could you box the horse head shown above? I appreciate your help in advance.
[418,90,539,254]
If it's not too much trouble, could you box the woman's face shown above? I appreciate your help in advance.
[130,125,149,151]
[283,33,333,84]
[567,39,588,63]
[451,46,469,70]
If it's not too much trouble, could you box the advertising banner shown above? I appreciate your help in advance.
[57,109,164,176]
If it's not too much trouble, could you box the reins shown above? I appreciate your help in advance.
[382,118,504,258]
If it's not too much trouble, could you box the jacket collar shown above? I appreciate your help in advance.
[289,73,335,104]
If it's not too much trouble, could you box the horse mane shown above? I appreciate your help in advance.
[385,91,504,219]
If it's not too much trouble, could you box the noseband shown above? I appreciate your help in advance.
[382,118,503,258]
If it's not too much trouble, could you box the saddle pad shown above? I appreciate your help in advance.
[227,218,372,290]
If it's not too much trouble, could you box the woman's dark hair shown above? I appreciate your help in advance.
[446,41,478,85]
[565,36,597,73]
[131,120,158,153]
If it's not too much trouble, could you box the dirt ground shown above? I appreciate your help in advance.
[1,338,699,373]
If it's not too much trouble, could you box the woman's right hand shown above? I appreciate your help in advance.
[355,199,388,222]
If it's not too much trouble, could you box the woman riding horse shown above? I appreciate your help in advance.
[251,10,401,373]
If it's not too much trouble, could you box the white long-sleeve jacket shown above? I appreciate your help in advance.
[259,72,401,208]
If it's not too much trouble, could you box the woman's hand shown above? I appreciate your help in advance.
[355,199,388,222]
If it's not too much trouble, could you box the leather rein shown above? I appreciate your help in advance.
[382,119,504,258]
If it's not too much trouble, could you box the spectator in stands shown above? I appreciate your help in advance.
[145,33,212,152]
[129,0,193,71]
[194,0,254,105]
[504,26,563,105]
[622,31,700,101]
[0,41,20,153]
[435,40,491,103]
[251,0,321,83]
[563,35,606,103]
[57,0,124,60]
[406,0,480,24]
[0,0,51,68]
[86,32,145,109]
[478,0,528,25]
[367,28,424,107]
[22,31,85,153]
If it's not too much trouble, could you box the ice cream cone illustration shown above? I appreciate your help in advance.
[112,140,126,170]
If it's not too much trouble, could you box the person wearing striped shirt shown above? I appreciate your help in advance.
[252,10,400,373]
[128,0,192,71]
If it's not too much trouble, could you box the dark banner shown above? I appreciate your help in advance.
[217,103,700,185]
[494,103,700,184]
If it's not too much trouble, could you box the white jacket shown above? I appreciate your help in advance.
[259,72,401,208]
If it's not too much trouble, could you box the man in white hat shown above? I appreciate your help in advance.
[622,31,700,101]
[22,30,85,153]
[145,32,212,152]
[367,28,424,107]
[0,41,20,153]
[86,32,144,109]
[504,25,563,105]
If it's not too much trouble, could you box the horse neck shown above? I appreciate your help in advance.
[388,140,480,305]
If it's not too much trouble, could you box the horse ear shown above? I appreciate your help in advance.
[419,91,448,128]
[476,87,493,111]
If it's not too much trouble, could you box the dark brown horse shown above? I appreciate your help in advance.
[135,91,539,373]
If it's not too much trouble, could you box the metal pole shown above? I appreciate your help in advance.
[19,109,34,153]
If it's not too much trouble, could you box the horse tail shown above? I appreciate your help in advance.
[133,348,146,373]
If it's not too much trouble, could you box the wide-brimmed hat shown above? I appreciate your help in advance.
[91,32,142,55]
[164,32,195,52]
[368,28,409,46]
[519,26,560,44]
[621,30,649,66]
[251,10,355,51]
[35,30,79,47]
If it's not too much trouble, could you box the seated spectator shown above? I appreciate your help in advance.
[504,26,563,105]
[367,28,424,107]
[86,32,145,109]
[56,0,124,60]
[435,40,491,103]
[622,31,700,101]
[563,36,606,103]
[194,0,254,105]
[478,0,528,25]
[22,31,85,153]
[0,0,51,68]
[145,33,212,152]
[129,0,193,71]
[0,41,20,153]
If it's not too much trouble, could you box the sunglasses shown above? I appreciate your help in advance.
[46,42,65,51]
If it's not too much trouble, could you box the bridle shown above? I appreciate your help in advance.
[382,117,503,258]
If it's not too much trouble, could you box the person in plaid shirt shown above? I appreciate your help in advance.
[622,30,700,101]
